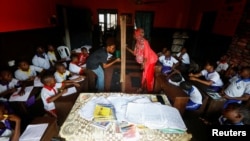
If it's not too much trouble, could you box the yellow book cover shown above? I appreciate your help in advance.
[94,104,112,118]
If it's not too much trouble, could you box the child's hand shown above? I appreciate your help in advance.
[73,83,80,87]
[189,73,194,77]
[189,76,197,81]
[8,114,21,123]
[8,88,17,93]
[115,58,121,62]
[18,89,25,96]
[28,76,36,81]
[61,89,68,94]
[199,117,211,125]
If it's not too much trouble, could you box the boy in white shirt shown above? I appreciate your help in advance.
[32,46,51,70]
[189,61,224,92]
[215,54,229,74]
[0,70,25,99]
[158,50,179,76]
[14,60,44,81]
[54,63,84,85]
[175,47,190,74]
[47,44,58,66]
[221,67,250,108]
[40,73,68,117]
[180,81,202,110]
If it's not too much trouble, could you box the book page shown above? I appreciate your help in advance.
[19,123,48,141]
[62,87,77,97]
[125,103,187,130]
[9,86,33,102]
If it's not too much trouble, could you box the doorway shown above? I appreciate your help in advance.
[192,11,217,63]
[135,11,154,42]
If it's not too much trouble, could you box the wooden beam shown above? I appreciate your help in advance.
[120,15,126,92]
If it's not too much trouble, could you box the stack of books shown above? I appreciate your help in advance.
[91,104,116,130]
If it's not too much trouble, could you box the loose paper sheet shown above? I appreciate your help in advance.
[19,123,48,141]
[9,86,33,102]
[62,87,77,97]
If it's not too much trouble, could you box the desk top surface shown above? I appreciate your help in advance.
[59,93,191,141]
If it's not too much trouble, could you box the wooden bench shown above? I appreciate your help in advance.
[154,74,189,115]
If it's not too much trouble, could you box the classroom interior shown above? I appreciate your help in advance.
[1,0,250,141]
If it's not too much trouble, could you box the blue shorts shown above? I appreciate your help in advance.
[161,66,172,74]
[186,100,201,111]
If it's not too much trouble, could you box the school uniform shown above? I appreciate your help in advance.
[176,52,190,65]
[159,56,178,74]
[69,62,83,75]
[14,65,43,81]
[54,70,71,83]
[215,61,229,72]
[0,120,13,141]
[47,51,57,66]
[0,79,19,94]
[218,115,244,125]
[223,76,250,107]
[32,53,51,70]
[183,86,202,110]
[41,83,63,112]
[201,70,224,92]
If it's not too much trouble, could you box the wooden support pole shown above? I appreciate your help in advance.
[120,15,126,92]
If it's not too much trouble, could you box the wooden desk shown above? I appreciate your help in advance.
[59,93,192,141]
[188,80,226,119]
[31,116,58,141]
[154,75,189,115]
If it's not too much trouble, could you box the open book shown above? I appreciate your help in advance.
[125,102,187,131]
[9,86,33,102]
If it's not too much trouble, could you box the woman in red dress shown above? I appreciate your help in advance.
[127,28,158,93]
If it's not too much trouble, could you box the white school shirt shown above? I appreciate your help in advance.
[224,76,250,97]
[47,51,57,66]
[69,63,82,74]
[41,83,63,111]
[183,86,202,104]
[0,78,19,94]
[158,56,178,67]
[32,54,51,70]
[54,70,70,83]
[14,65,43,81]
[215,61,229,72]
[201,70,223,87]
[176,52,190,64]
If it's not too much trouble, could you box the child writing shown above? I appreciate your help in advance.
[14,60,44,82]
[220,66,250,108]
[158,50,179,76]
[179,81,202,110]
[0,102,21,141]
[200,103,249,125]
[40,73,68,118]
[77,47,89,67]
[189,61,224,92]
[69,54,96,92]
[54,63,84,86]
[0,70,25,99]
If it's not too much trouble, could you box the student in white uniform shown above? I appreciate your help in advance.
[14,60,44,81]
[189,61,223,92]
[175,47,190,74]
[40,73,68,118]
[180,81,202,110]
[158,50,179,76]
[221,66,250,108]
[0,70,25,99]
[0,102,21,141]
[47,44,58,66]
[215,54,229,74]
[32,46,51,70]
[54,63,83,86]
